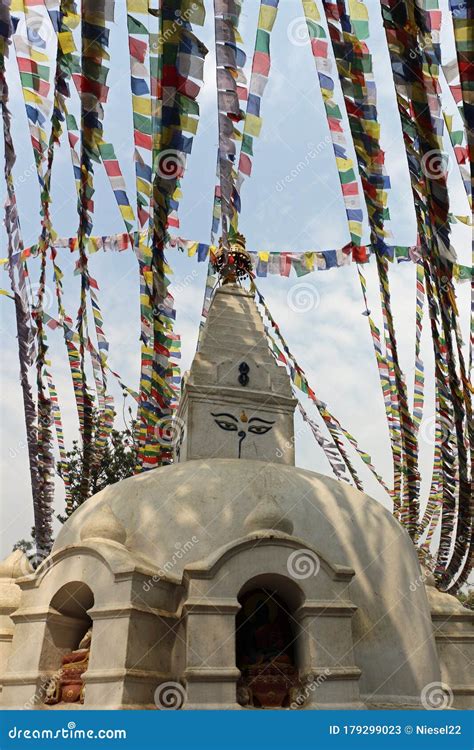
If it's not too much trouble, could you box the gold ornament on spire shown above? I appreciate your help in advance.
[212,232,253,284]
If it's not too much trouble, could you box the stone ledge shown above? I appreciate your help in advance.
[296,601,357,618]
[183,597,240,615]
[451,685,474,696]
[433,632,474,643]
[89,604,177,621]
[184,667,241,683]
[302,667,362,682]
[84,668,169,684]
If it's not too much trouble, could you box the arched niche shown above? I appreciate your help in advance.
[236,574,304,708]
[39,581,94,674]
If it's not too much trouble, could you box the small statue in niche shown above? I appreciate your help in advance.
[44,628,92,705]
[211,410,275,458]
[236,591,301,708]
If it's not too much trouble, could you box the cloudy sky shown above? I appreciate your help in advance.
[0,0,470,557]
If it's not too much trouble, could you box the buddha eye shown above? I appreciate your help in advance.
[212,413,238,431]
[247,418,275,436]
[248,424,273,435]
[215,419,238,431]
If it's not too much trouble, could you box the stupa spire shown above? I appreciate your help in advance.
[174,278,296,465]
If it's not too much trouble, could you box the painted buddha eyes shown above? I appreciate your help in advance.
[211,413,274,433]
[247,423,273,435]
[211,413,275,458]
[213,415,238,432]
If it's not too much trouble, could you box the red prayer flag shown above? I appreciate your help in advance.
[327,117,343,132]
[103,160,122,177]
[342,182,358,196]
[129,36,147,63]
[17,57,37,74]
[311,39,327,57]
[252,51,270,76]
[239,153,252,176]
[135,131,152,150]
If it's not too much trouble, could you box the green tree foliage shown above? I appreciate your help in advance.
[57,409,137,521]
[14,411,137,554]
[456,586,474,611]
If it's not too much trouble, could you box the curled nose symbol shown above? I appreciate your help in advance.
[238,430,246,458]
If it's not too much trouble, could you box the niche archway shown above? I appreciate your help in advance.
[236,575,303,708]
[38,581,94,703]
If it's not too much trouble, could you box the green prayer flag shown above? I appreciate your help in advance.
[255,29,270,54]
[127,14,148,35]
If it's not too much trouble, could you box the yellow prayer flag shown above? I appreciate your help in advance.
[161,23,180,43]
[363,120,380,138]
[349,220,362,234]
[444,113,453,132]
[302,0,321,22]
[24,89,43,105]
[182,0,206,26]
[87,12,108,27]
[349,0,368,22]
[132,96,151,115]
[137,178,151,195]
[188,242,198,257]
[30,47,49,63]
[127,0,148,13]
[180,115,198,134]
[258,5,277,31]
[244,114,262,137]
[259,251,269,262]
[336,157,354,171]
[66,11,81,29]
[304,252,315,270]
[58,31,76,54]
[454,26,470,42]
[120,205,135,222]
